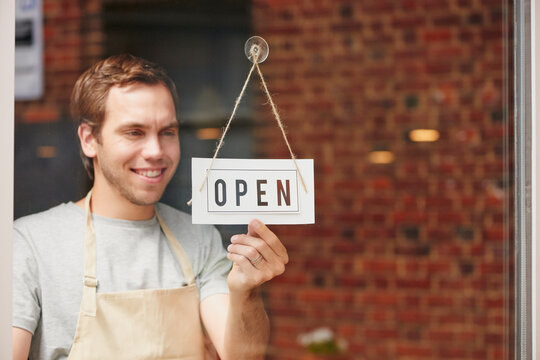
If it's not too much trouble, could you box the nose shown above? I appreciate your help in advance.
[141,134,164,160]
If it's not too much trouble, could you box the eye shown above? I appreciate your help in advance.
[125,129,143,137]
[161,128,178,137]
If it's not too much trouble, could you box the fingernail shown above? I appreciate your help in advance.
[231,235,238,242]
[227,244,232,251]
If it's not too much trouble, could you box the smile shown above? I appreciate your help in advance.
[132,168,165,179]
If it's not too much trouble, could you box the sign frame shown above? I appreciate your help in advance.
[191,158,315,224]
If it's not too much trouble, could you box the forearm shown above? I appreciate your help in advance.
[221,219,288,359]
[12,327,32,360]
[222,288,270,360]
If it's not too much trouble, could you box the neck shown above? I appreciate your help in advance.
[76,182,156,221]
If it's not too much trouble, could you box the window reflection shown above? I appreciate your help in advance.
[14,0,514,358]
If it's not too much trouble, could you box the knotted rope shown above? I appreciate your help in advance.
[188,44,307,206]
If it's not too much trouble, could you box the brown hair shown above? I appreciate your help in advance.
[70,54,180,179]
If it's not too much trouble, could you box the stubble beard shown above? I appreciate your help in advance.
[97,158,170,207]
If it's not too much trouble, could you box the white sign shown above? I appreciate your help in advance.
[191,158,314,224]
[15,0,43,100]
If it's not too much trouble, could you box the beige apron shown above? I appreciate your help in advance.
[67,191,205,359]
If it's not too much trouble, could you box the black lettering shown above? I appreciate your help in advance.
[257,180,268,206]
[215,179,226,206]
[235,179,247,206]
[277,180,290,206]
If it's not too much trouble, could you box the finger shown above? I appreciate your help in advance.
[227,251,264,271]
[230,235,281,265]
[247,219,288,263]
[227,243,264,263]
[228,241,282,273]
[228,239,286,278]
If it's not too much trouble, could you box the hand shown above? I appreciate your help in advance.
[226,219,289,294]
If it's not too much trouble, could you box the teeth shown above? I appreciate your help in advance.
[137,169,162,178]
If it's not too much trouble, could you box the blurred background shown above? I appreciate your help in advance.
[14,0,514,359]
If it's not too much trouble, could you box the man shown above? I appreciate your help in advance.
[13,54,288,359]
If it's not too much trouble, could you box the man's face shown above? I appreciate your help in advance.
[91,83,180,206]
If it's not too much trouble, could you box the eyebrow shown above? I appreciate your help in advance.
[118,121,179,130]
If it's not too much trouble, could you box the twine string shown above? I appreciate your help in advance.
[187,43,307,206]
[253,59,308,193]
[197,57,258,193]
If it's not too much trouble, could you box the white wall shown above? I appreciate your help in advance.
[1,0,15,358]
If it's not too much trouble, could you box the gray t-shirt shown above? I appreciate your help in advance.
[13,202,231,360]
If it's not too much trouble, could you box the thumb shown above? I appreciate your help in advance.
[247,218,260,237]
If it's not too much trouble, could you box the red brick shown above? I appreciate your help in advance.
[433,14,462,27]
[480,262,503,275]
[331,22,363,32]
[484,332,504,344]
[335,212,365,223]
[364,328,398,340]
[430,46,464,59]
[361,227,396,239]
[396,344,433,357]
[23,107,60,123]
[331,309,365,321]
[427,295,454,307]
[362,293,398,306]
[427,261,453,273]
[428,330,455,341]
[393,211,429,224]
[330,242,364,254]
[363,2,394,14]
[392,15,426,28]
[426,62,454,74]
[337,275,366,288]
[483,227,505,242]
[437,211,465,223]
[304,258,333,270]
[298,289,335,303]
[396,278,431,289]
[368,310,391,322]
[362,260,397,273]
[271,272,308,285]
[301,8,332,18]
[268,305,306,317]
[370,177,391,190]
[438,348,467,358]
[437,314,467,325]
[338,324,356,337]
[423,0,450,10]
[426,228,453,241]
[438,244,463,256]
[423,29,453,42]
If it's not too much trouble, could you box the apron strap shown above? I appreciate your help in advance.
[80,190,197,317]
[155,211,196,285]
[82,190,98,317]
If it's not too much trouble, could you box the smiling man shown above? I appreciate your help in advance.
[12,54,288,359]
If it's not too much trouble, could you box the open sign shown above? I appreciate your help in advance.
[191,158,315,224]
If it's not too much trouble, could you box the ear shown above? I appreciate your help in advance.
[78,123,98,158]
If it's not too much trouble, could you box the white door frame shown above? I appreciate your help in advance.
[531,0,539,357]
[1,0,15,359]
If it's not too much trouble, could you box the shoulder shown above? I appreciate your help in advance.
[14,202,83,238]
[15,202,82,226]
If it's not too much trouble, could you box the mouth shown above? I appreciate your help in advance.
[131,168,166,180]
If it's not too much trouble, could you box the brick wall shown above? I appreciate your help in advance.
[15,0,513,358]
[252,1,512,359]
[15,0,102,123]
